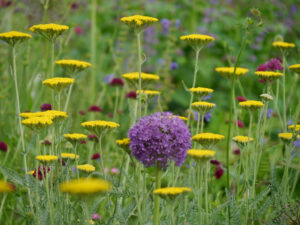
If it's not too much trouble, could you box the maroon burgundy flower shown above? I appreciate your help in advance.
[40,103,52,111]
[107,112,113,118]
[109,78,124,87]
[79,110,86,115]
[210,159,221,166]
[91,153,100,160]
[81,140,86,144]
[214,166,224,179]
[236,120,244,128]
[33,166,50,181]
[0,142,7,152]
[88,105,102,112]
[71,2,79,10]
[126,91,137,99]
[233,149,241,155]
[74,26,83,35]
[237,96,246,102]
[1,0,11,7]
[88,134,98,142]
[41,140,52,146]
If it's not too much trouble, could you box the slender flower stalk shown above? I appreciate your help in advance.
[153,166,162,225]
[91,0,97,102]
[137,32,143,119]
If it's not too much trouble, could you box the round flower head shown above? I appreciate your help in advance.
[116,138,131,154]
[0,180,15,193]
[180,34,215,50]
[77,164,95,172]
[192,133,225,148]
[61,153,79,160]
[153,187,192,200]
[81,120,120,136]
[289,64,300,75]
[128,112,191,168]
[272,41,295,50]
[278,133,300,143]
[0,31,32,46]
[43,77,74,92]
[288,124,300,132]
[29,23,69,41]
[191,101,215,114]
[64,133,87,145]
[189,87,213,99]
[59,178,112,195]
[22,117,53,130]
[260,93,273,102]
[254,71,283,82]
[187,149,216,162]
[122,72,160,86]
[136,90,160,97]
[215,67,249,78]
[232,136,254,147]
[120,15,159,32]
[36,155,58,163]
[56,59,91,73]
[239,100,264,111]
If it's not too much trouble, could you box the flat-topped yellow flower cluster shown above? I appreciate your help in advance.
[122,72,160,81]
[43,77,75,92]
[215,67,249,78]
[56,59,91,72]
[232,135,254,143]
[239,100,264,110]
[121,15,158,30]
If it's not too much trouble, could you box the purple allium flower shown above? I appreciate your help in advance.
[40,103,52,111]
[0,142,7,152]
[128,112,191,168]
[170,62,178,70]
[74,26,83,35]
[257,58,283,72]
[110,78,124,87]
[161,18,171,35]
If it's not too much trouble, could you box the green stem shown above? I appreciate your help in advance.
[205,162,209,225]
[187,49,200,127]
[197,163,203,225]
[84,201,90,225]
[50,41,54,78]
[154,166,162,225]
[0,194,7,222]
[64,83,74,112]
[137,32,143,119]
[57,92,61,111]
[282,54,287,131]
[98,135,106,180]
[74,143,79,178]
[45,166,54,225]
[91,0,97,102]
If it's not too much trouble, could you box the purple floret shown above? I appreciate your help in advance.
[128,112,191,168]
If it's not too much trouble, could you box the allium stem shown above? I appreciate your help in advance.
[154,166,162,225]
[187,49,200,127]
[137,32,143,120]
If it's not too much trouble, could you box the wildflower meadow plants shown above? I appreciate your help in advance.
[1,1,300,225]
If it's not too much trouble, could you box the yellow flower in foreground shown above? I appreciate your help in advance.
[77,164,95,172]
[180,34,215,49]
[0,31,32,46]
[64,133,87,142]
[136,90,160,96]
[122,72,160,83]
[20,110,68,122]
[116,138,131,146]
[61,153,79,159]
[239,100,264,110]
[153,187,192,200]
[0,180,15,193]
[215,67,249,78]
[272,41,295,49]
[22,117,53,130]
[81,120,120,135]
[56,59,91,73]
[278,133,300,142]
[232,136,254,144]
[59,178,112,195]
[43,77,75,92]
[29,23,69,40]
[288,124,300,132]
[254,71,283,81]
[189,87,213,98]
[36,155,58,162]
[192,133,225,147]
[289,64,300,74]
[191,101,215,114]
[187,149,216,161]
[121,15,158,31]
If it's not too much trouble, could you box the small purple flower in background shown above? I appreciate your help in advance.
[1,0,11,7]
[103,74,115,84]
[0,142,8,152]
[71,2,79,10]
[175,19,181,29]
[203,94,211,101]
[74,26,83,35]
[257,58,283,72]
[33,166,50,181]
[72,166,77,174]
[287,120,294,126]
[111,168,119,174]
[267,108,273,118]
[109,78,124,87]
[194,111,212,123]
[294,139,300,148]
[92,213,101,221]
[161,18,171,35]
[290,4,298,15]
[88,105,102,112]
[41,140,52,146]
[91,153,101,162]
[170,62,178,70]
[128,112,191,168]
[40,103,52,111]
[157,58,165,65]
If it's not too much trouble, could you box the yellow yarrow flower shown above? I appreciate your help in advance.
[64,133,87,143]
[180,34,215,49]
[215,67,249,78]
[59,178,112,195]
[43,77,74,92]
[22,117,53,130]
[27,170,35,175]
[254,71,283,81]
[122,72,160,85]
[153,187,192,200]
[20,110,68,123]
[136,90,160,96]
[36,155,58,162]
[56,59,91,73]
[81,120,120,136]
[192,133,225,147]
[77,164,95,172]
[29,23,69,41]
[278,133,300,142]
[288,124,300,132]
[61,153,79,159]
[0,31,32,46]
[272,41,295,49]
[116,138,131,146]
[239,100,264,110]
[0,180,15,193]
[189,87,213,98]
[120,15,158,32]
[288,64,300,74]
[191,101,215,114]
[187,149,216,161]
[232,136,254,144]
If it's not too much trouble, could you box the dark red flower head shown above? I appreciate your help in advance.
[79,110,86,115]
[91,153,101,160]
[233,149,241,155]
[88,134,98,142]
[33,166,50,181]
[40,103,52,111]
[81,140,86,144]
[0,142,7,152]
[126,91,137,99]
[74,26,83,35]
[71,2,78,10]
[88,105,102,112]
[214,166,224,179]
[1,0,12,7]
[237,120,244,128]
[41,140,52,146]
[237,96,246,102]
[109,78,124,87]
[210,159,221,166]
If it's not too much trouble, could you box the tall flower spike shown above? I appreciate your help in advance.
[56,59,91,73]
[120,15,159,32]
[0,31,32,46]
[180,34,215,50]
[29,23,69,41]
